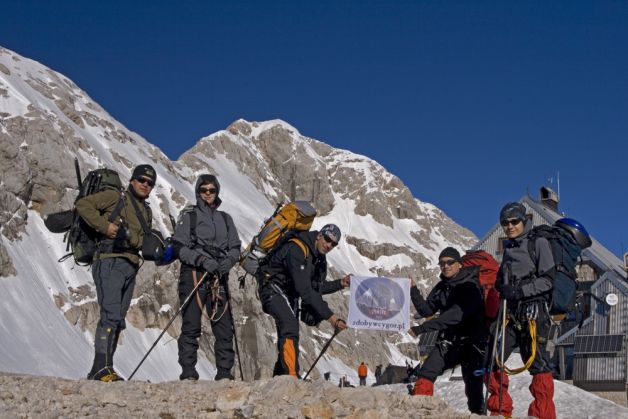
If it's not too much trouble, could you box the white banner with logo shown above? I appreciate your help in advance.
[347,276,411,332]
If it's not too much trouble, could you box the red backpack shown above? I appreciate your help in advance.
[461,250,500,320]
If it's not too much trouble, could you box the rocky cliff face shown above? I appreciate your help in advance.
[0,46,476,383]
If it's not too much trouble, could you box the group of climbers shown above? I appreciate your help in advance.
[408,202,573,419]
[76,165,349,382]
[74,163,581,419]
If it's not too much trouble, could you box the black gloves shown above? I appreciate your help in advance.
[218,258,233,276]
[410,325,426,336]
[201,257,219,274]
[499,284,522,300]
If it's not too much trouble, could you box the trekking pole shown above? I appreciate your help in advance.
[481,299,504,414]
[128,272,209,380]
[303,326,342,381]
[224,281,244,381]
[498,263,512,417]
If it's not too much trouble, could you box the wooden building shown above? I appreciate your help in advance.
[472,187,628,391]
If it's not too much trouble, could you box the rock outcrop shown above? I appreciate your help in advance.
[0,373,475,418]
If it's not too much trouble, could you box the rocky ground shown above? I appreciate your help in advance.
[0,373,487,419]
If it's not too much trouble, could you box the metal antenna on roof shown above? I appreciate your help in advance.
[557,171,560,198]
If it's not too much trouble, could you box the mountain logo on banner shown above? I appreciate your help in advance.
[354,277,405,320]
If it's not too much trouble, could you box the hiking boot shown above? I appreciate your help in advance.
[88,367,124,382]
[215,369,234,381]
[179,368,199,381]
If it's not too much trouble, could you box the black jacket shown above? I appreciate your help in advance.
[411,266,486,341]
[259,230,342,320]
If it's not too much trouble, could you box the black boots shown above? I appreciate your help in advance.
[87,326,123,382]
[179,367,199,381]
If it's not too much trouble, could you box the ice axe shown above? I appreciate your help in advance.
[303,321,344,381]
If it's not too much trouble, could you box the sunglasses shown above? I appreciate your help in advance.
[199,187,217,194]
[500,218,522,227]
[438,259,458,267]
[135,177,155,187]
[323,234,338,247]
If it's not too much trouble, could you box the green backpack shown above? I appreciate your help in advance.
[60,167,123,265]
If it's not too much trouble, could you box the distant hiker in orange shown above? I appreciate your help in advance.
[358,362,368,386]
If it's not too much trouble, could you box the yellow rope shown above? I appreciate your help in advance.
[495,319,537,375]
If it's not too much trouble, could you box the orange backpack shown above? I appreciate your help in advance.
[240,201,317,276]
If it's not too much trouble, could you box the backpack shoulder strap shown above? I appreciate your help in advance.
[144,201,152,226]
[189,207,197,247]
[107,193,126,224]
[128,193,150,233]
[288,237,309,259]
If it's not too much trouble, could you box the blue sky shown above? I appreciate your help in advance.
[2,1,627,257]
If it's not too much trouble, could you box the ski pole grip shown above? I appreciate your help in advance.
[334,319,346,332]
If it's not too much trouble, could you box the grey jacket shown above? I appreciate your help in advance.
[497,220,556,302]
[173,176,241,270]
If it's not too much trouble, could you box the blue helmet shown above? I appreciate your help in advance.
[555,218,592,249]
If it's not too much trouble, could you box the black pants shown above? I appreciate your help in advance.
[177,270,234,377]
[92,257,137,365]
[490,304,553,375]
[259,284,300,377]
[418,338,485,414]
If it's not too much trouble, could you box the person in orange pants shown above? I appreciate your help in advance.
[487,202,557,419]
[257,224,350,376]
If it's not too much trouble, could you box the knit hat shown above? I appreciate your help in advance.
[131,164,157,184]
[320,224,341,243]
[499,202,527,223]
[438,247,461,262]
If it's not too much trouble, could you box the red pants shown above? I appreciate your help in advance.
[486,371,556,419]
[412,377,434,396]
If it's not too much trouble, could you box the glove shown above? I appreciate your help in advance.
[218,258,233,276]
[201,257,219,274]
[409,325,426,336]
[499,284,521,300]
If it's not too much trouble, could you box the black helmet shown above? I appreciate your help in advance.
[499,202,527,223]
[555,218,592,249]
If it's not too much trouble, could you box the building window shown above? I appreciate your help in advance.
[576,262,598,282]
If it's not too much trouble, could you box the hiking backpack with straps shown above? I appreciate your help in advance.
[239,201,317,277]
[526,218,592,315]
[60,167,124,265]
[461,250,501,321]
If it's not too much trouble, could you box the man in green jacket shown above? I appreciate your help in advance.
[75,164,156,381]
